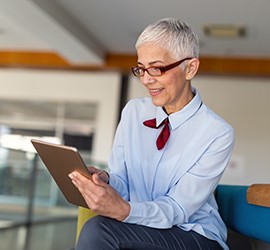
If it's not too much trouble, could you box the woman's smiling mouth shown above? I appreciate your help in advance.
[149,87,165,96]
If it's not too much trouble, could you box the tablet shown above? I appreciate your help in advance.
[31,138,91,208]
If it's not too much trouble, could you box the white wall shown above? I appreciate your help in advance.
[128,75,270,185]
[0,69,121,163]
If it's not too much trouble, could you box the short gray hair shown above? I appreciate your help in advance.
[135,18,199,60]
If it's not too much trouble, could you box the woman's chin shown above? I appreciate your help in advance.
[151,99,164,107]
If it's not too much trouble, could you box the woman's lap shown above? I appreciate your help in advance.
[76,215,223,250]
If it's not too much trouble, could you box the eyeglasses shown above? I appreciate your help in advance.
[131,57,192,77]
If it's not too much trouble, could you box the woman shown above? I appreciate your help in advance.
[69,18,234,250]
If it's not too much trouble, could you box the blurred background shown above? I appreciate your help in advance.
[0,1,270,249]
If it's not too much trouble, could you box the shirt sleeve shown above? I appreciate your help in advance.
[107,110,130,201]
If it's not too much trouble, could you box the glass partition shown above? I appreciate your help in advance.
[0,99,106,229]
[0,147,74,228]
[0,146,106,229]
[0,148,30,227]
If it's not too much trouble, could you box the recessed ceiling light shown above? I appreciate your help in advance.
[203,24,247,38]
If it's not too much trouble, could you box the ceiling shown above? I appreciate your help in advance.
[0,0,270,66]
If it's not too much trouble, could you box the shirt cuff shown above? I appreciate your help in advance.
[123,202,142,224]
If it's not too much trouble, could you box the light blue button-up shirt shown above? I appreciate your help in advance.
[108,88,234,250]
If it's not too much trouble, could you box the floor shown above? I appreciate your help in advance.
[0,219,77,250]
[0,196,79,250]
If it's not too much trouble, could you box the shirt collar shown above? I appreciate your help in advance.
[155,88,202,130]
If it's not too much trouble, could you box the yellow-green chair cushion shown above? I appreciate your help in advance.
[76,207,96,242]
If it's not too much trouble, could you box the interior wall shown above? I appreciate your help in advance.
[128,75,270,185]
[0,69,121,163]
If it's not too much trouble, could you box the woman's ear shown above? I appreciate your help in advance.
[185,58,200,80]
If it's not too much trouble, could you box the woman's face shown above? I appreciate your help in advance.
[137,43,194,114]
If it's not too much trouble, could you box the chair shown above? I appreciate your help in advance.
[76,184,270,248]
[76,206,96,242]
[215,184,270,249]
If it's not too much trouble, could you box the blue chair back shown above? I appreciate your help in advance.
[216,185,270,244]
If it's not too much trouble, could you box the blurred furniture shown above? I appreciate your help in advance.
[215,184,270,249]
[76,206,96,241]
[76,184,270,248]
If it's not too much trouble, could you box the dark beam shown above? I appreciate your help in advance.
[1,51,270,77]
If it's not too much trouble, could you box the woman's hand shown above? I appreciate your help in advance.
[68,171,130,221]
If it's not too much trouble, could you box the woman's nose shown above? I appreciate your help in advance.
[141,72,155,85]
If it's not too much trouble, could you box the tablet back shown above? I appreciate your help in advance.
[31,139,90,208]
